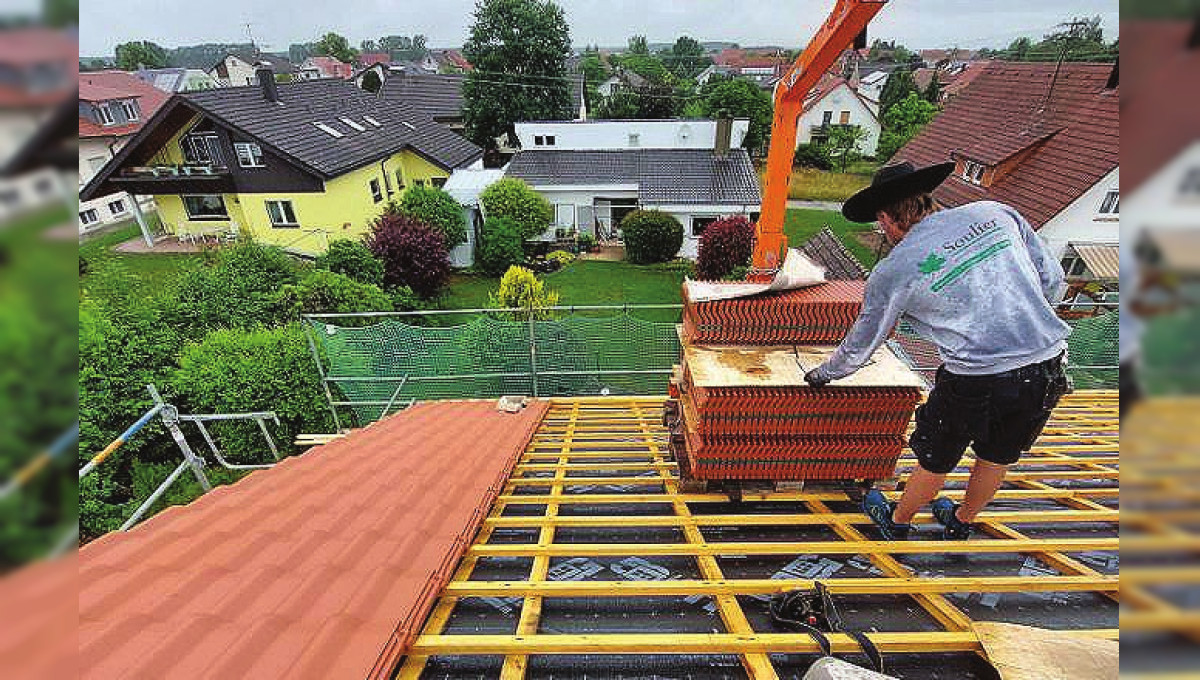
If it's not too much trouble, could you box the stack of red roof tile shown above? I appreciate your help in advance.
[670,279,923,482]
[681,280,866,345]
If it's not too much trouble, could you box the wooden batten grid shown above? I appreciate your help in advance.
[399,392,1120,678]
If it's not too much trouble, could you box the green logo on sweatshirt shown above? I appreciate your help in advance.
[918,252,946,275]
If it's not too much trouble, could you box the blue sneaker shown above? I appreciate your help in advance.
[931,498,973,541]
[862,489,911,541]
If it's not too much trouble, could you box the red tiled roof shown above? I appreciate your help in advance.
[79,400,548,680]
[0,28,76,66]
[0,555,79,679]
[1122,21,1200,193]
[358,52,390,67]
[895,62,1118,228]
[78,70,171,138]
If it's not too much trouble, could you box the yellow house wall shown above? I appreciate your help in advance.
[152,149,452,255]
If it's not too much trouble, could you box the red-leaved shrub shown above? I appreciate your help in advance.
[696,215,756,280]
[366,213,450,298]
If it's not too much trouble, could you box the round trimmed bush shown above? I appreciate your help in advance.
[477,217,526,276]
[697,215,756,280]
[315,239,385,287]
[396,185,468,247]
[621,210,684,264]
[479,178,553,240]
[366,214,450,298]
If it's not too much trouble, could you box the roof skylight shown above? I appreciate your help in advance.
[364,115,383,127]
[313,122,344,138]
[339,117,366,132]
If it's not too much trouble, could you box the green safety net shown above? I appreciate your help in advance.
[889,310,1120,390]
[309,312,681,425]
[313,306,1122,425]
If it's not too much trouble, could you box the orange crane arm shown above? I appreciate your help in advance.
[752,0,891,270]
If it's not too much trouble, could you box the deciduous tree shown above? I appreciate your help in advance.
[313,32,358,64]
[114,41,168,70]
[462,0,573,149]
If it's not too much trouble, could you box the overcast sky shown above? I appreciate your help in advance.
[79,0,1119,57]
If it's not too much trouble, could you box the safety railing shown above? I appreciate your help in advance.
[77,384,282,531]
[303,301,1120,429]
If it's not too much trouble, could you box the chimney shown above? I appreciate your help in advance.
[1105,58,1119,90]
[256,62,279,102]
[715,118,732,157]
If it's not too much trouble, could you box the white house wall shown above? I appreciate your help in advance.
[515,120,750,151]
[212,56,257,87]
[644,203,760,259]
[796,83,881,157]
[1038,167,1120,260]
[77,136,155,232]
[1123,141,1200,244]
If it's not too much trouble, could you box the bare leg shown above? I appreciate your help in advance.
[892,467,947,524]
[957,459,1008,522]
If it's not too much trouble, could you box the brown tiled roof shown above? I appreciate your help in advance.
[1122,21,1200,193]
[895,62,1118,228]
[78,400,548,680]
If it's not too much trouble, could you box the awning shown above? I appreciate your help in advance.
[1144,230,1200,273]
[1072,244,1119,280]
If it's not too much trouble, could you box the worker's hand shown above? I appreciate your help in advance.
[804,369,831,387]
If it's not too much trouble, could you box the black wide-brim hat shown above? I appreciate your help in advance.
[842,160,956,223]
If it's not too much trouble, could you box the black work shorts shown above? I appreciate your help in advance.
[909,354,1069,474]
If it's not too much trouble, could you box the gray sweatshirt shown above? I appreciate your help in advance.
[812,201,1070,380]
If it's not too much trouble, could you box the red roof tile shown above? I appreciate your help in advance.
[79,400,548,680]
[895,62,1118,228]
[78,71,171,139]
[0,556,79,679]
[1121,21,1200,193]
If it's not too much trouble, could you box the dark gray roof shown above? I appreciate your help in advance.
[377,72,586,122]
[506,148,761,206]
[378,73,465,121]
[183,78,482,176]
[800,227,868,280]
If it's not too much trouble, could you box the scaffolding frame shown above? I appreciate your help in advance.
[396,392,1119,679]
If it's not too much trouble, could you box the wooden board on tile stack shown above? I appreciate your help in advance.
[666,270,924,490]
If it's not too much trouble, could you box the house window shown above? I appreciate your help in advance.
[1180,168,1200,198]
[821,111,833,126]
[395,168,405,191]
[96,104,115,126]
[34,177,56,196]
[1060,255,1088,278]
[545,135,556,146]
[1097,189,1119,216]
[839,110,851,125]
[120,100,139,121]
[370,178,383,203]
[432,177,447,188]
[183,133,223,166]
[414,179,426,187]
[266,200,299,227]
[960,160,986,185]
[534,135,545,146]
[691,216,719,237]
[233,142,265,168]
[79,208,99,226]
[183,195,230,220]
[108,199,127,215]
[628,133,640,147]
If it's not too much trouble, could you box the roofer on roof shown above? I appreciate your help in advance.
[803,161,1071,541]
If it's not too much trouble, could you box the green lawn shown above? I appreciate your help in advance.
[437,259,691,323]
[784,208,880,268]
[80,218,204,303]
